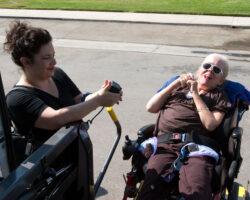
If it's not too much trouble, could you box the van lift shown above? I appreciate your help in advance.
[0,73,121,200]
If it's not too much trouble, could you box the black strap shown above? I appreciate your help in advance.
[157,132,220,153]
[191,133,220,153]
[153,110,162,137]
[158,133,192,144]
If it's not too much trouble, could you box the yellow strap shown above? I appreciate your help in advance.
[107,107,118,122]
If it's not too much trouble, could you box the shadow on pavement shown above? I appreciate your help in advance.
[96,186,108,198]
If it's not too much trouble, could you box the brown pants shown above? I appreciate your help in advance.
[137,143,215,200]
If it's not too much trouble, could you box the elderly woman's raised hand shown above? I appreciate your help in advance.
[187,79,198,94]
[178,73,198,94]
[178,73,194,88]
[97,80,123,107]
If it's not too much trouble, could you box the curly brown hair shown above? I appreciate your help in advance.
[3,20,52,68]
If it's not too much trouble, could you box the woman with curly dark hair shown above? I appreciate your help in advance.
[4,20,122,162]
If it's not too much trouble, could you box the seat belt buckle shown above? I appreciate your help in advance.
[170,133,182,141]
[170,133,186,143]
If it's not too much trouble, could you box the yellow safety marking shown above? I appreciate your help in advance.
[89,185,95,199]
[238,185,246,198]
[225,185,246,199]
[89,184,94,192]
[134,181,144,200]
[107,107,118,122]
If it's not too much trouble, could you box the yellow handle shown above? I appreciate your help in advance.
[107,107,118,122]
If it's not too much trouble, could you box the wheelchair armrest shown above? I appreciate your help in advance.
[227,127,243,182]
[137,124,155,141]
[122,124,155,160]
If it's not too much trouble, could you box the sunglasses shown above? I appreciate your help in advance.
[202,63,223,74]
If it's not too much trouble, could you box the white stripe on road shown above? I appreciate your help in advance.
[1,36,249,61]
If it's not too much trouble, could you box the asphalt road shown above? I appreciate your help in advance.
[0,18,249,199]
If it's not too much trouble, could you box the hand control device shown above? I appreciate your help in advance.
[109,81,122,93]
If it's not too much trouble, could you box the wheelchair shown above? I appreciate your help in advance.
[122,97,249,200]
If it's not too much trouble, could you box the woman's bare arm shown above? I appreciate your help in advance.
[146,74,194,113]
[35,80,122,130]
[192,92,225,131]
[146,79,180,113]
[188,79,225,131]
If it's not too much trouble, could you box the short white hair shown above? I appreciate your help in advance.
[203,53,229,78]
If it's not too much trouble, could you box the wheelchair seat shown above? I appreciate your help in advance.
[122,99,248,200]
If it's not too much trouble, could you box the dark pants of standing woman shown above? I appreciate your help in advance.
[137,143,215,200]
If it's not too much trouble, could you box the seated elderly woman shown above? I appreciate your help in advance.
[137,53,232,200]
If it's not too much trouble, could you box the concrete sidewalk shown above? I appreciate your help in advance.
[0,8,250,28]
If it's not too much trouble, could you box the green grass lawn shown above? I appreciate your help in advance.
[0,0,250,16]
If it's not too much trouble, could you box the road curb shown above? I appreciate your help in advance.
[1,15,250,29]
[0,9,250,29]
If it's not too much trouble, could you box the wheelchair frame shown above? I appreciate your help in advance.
[122,99,248,200]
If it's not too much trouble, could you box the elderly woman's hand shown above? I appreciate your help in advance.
[179,73,194,88]
[187,79,198,94]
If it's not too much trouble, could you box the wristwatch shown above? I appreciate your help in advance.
[81,92,91,102]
